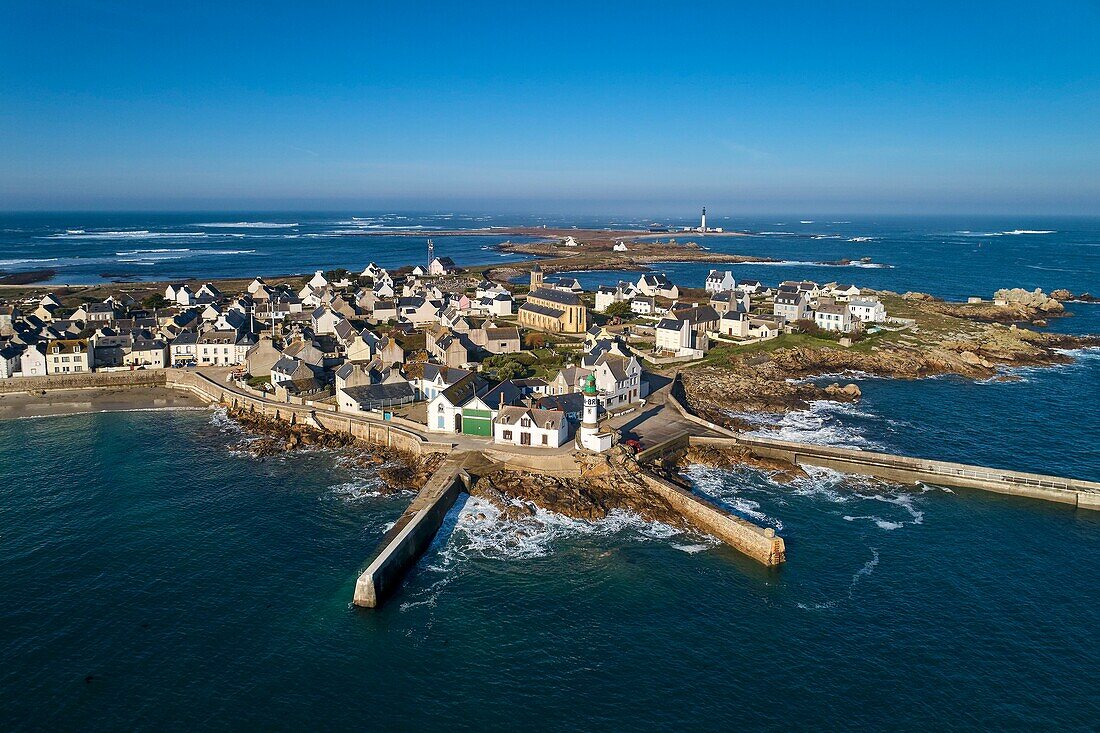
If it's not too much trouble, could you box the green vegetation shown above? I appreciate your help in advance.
[481,354,533,382]
[246,375,271,390]
[693,333,844,367]
[603,301,632,318]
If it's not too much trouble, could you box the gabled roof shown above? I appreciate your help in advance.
[527,287,581,306]
[422,363,472,384]
[495,406,564,430]
[342,381,415,405]
[439,372,484,405]
[520,302,567,319]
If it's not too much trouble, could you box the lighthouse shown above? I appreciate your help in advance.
[700,206,707,232]
[578,374,612,452]
[581,374,599,431]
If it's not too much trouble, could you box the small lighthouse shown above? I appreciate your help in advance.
[426,238,435,269]
[581,374,599,431]
[578,374,613,452]
[700,206,707,232]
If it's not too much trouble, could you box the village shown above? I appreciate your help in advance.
[0,240,892,452]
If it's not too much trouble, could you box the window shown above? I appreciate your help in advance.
[520,418,531,428]
[541,435,548,445]
[502,430,513,440]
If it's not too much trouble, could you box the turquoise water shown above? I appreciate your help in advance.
[2,390,1099,730]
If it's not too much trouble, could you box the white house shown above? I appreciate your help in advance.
[829,283,862,301]
[705,270,737,293]
[655,317,693,355]
[169,332,198,365]
[19,343,47,376]
[308,270,329,289]
[428,257,459,276]
[814,303,853,332]
[0,345,20,378]
[848,298,886,324]
[773,288,810,323]
[426,373,483,433]
[493,406,569,448]
[636,273,679,299]
[719,311,752,339]
[630,297,655,316]
[196,330,250,366]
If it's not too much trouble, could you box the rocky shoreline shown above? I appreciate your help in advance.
[226,409,446,491]
[679,291,1100,428]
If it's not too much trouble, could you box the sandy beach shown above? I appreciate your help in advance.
[0,386,206,420]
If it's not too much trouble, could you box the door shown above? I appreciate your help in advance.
[454,413,462,433]
[520,432,531,446]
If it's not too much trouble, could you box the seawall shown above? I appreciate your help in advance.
[164,369,451,455]
[353,460,469,608]
[692,435,1100,511]
[0,370,167,394]
[639,471,786,566]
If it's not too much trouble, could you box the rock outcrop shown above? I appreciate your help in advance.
[993,287,1064,313]
[468,446,684,525]
[677,444,806,482]
[225,408,443,491]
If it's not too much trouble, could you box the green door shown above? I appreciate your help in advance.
[461,408,492,436]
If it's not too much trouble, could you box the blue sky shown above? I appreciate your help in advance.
[1,1,1098,214]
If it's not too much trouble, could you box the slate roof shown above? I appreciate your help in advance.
[527,287,581,306]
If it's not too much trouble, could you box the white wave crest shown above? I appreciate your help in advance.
[194,222,298,228]
[45,230,208,239]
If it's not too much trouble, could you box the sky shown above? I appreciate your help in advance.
[1,1,1099,215]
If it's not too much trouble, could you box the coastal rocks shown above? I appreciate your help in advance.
[992,287,1065,315]
[228,409,357,455]
[1051,289,1098,303]
[223,408,442,491]
[678,444,806,483]
[902,291,939,301]
[824,382,862,400]
[468,448,683,525]
[958,351,995,369]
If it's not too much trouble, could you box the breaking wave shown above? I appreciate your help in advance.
[194,222,298,228]
[742,400,887,450]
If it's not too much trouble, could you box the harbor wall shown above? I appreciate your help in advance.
[639,471,786,566]
[164,369,448,455]
[690,435,1100,511]
[0,370,166,393]
[353,462,467,608]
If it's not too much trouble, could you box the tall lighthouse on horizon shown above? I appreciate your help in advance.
[700,206,707,231]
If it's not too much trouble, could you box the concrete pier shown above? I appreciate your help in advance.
[683,435,1100,511]
[352,459,469,608]
[640,471,786,566]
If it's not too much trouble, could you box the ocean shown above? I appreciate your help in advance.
[1,213,1099,730]
[2,213,1099,299]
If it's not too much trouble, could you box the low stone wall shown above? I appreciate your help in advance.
[634,433,691,464]
[666,375,738,437]
[353,462,467,607]
[640,471,786,566]
[165,369,443,455]
[0,370,167,394]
